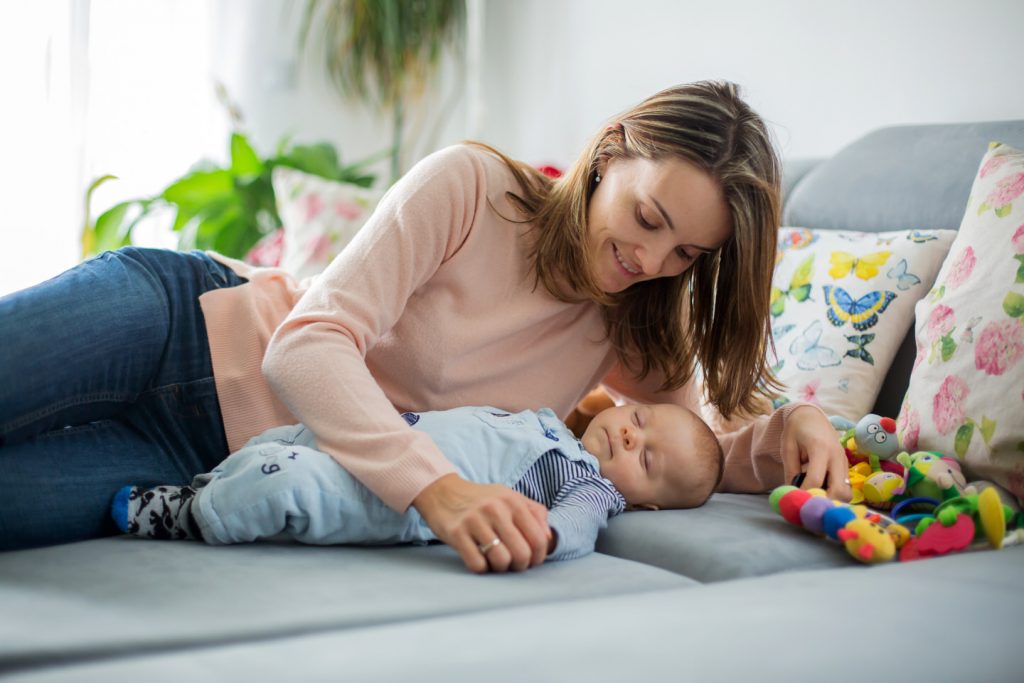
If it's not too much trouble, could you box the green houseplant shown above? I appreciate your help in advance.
[298,0,466,181]
[83,132,380,260]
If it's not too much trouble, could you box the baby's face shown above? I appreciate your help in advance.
[580,403,707,509]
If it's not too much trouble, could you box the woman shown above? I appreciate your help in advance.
[0,81,848,568]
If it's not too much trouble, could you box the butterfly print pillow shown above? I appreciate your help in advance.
[768,227,955,421]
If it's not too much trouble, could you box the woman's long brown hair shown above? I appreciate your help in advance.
[471,81,781,419]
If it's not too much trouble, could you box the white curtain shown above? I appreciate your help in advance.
[0,0,225,296]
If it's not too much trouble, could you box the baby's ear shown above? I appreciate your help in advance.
[627,503,660,512]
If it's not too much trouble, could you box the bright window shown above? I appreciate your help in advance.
[0,0,225,296]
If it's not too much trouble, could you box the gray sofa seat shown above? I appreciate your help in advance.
[597,493,854,582]
[0,538,692,675]
[8,545,1021,683]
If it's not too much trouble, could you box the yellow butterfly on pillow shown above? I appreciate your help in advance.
[828,251,891,280]
[770,254,815,317]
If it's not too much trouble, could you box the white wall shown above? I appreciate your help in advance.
[476,0,1024,165]
[209,0,469,177]
[2,0,1022,295]
[216,0,1024,170]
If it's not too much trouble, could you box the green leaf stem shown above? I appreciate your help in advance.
[954,422,975,459]
[1004,291,1024,318]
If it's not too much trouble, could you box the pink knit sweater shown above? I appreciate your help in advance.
[200,145,795,512]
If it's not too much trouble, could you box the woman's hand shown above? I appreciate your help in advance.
[412,474,552,573]
[781,406,851,501]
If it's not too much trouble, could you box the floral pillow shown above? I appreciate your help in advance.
[272,167,380,279]
[897,142,1024,504]
[768,227,956,422]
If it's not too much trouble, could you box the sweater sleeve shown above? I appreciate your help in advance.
[599,362,814,494]
[546,476,626,562]
[261,145,485,512]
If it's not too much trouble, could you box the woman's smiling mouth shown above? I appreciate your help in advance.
[613,244,641,276]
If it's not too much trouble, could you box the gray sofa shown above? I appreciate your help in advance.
[3,121,1023,682]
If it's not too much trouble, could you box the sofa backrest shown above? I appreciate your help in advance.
[783,120,1024,232]
[781,120,1024,418]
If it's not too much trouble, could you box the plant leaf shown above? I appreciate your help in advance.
[995,204,1012,218]
[230,132,264,178]
[1003,291,1024,318]
[162,170,235,210]
[1014,254,1024,284]
[278,142,342,179]
[93,201,137,253]
[954,422,974,459]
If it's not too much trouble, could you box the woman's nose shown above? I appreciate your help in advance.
[636,241,672,276]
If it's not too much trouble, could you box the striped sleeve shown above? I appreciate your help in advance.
[514,451,626,562]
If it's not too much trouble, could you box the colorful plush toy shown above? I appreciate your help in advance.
[831,413,907,507]
[895,450,967,501]
[770,485,909,563]
[895,486,1019,561]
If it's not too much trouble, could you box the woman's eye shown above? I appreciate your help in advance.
[676,247,693,261]
[636,207,657,231]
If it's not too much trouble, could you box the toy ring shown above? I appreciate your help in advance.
[891,496,941,520]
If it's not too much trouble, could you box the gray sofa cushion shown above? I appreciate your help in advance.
[596,493,852,581]
[783,120,1024,232]
[0,538,693,673]
[11,546,1021,682]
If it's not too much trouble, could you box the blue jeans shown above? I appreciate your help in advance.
[0,247,247,550]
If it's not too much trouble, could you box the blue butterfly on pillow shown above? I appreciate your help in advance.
[788,320,842,371]
[822,285,896,331]
[886,259,921,291]
[907,230,938,243]
[845,333,876,365]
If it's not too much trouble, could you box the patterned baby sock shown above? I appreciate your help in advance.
[111,484,199,540]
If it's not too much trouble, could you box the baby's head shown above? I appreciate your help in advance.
[579,403,722,510]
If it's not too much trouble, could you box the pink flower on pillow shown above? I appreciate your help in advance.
[979,154,1009,178]
[300,192,325,222]
[932,375,969,436]
[334,200,363,220]
[924,304,956,342]
[974,319,1024,376]
[944,246,975,289]
[985,172,1024,211]
[244,228,284,267]
[798,379,820,406]
[306,234,333,263]
[913,339,926,371]
[1013,224,1024,253]
[897,402,920,451]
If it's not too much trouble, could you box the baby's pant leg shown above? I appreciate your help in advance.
[191,442,363,545]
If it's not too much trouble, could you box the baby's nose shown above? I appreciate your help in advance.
[620,426,635,449]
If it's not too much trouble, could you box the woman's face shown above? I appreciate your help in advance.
[586,156,732,294]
